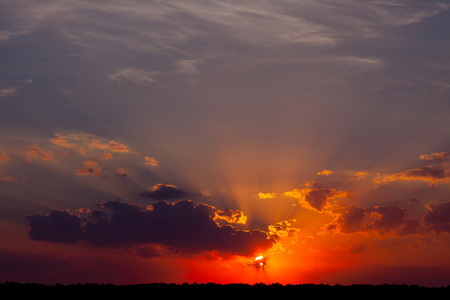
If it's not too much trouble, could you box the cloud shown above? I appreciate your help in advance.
[144,156,159,167]
[26,200,274,256]
[109,68,160,84]
[0,87,18,97]
[408,237,444,251]
[352,171,368,180]
[328,205,424,236]
[366,206,408,235]
[268,219,301,240]
[329,205,366,234]
[0,176,26,183]
[283,182,353,212]
[26,210,84,244]
[174,59,202,74]
[317,169,333,176]
[214,209,247,225]
[377,152,450,187]
[51,133,129,154]
[424,201,450,234]
[116,168,127,177]
[420,151,450,164]
[0,150,11,163]
[103,152,113,160]
[340,56,384,74]
[139,184,188,200]
[75,160,102,177]
[257,192,277,199]
[91,140,128,153]
[23,145,53,161]
[380,166,450,186]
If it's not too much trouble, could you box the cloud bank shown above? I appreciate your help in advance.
[26,200,274,256]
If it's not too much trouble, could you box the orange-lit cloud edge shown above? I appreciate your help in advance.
[1,134,449,286]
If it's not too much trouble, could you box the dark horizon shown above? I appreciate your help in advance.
[2,281,449,297]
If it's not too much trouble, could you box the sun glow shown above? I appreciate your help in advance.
[250,255,267,270]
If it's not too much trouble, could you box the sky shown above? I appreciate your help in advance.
[1,0,450,287]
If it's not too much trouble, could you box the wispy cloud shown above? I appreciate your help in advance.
[51,132,129,155]
[144,156,159,167]
[0,87,18,97]
[109,68,160,85]
[23,146,54,162]
[3,0,446,56]
[174,59,202,74]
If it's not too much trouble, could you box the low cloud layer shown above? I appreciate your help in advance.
[26,200,274,256]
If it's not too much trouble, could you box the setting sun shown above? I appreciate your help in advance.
[249,255,267,271]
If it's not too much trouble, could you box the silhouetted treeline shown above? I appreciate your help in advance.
[1,281,448,297]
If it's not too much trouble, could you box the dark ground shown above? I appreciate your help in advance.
[1,282,449,297]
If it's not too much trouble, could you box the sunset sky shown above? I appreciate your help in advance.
[1,0,450,287]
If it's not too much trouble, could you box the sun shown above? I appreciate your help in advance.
[249,255,267,270]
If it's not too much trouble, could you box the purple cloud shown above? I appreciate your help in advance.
[26,200,274,256]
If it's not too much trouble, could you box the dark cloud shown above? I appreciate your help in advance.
[138,184,188,200]
[26,210,85,244]
[333,205,366,234]
[396,218,425,236]
[26,200,274,256]
[367,206,406,235]
[424,201,450,234]
[331,205,424,236]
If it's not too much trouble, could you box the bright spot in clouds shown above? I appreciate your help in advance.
[249,255,267,270]
[258,192,277,199]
